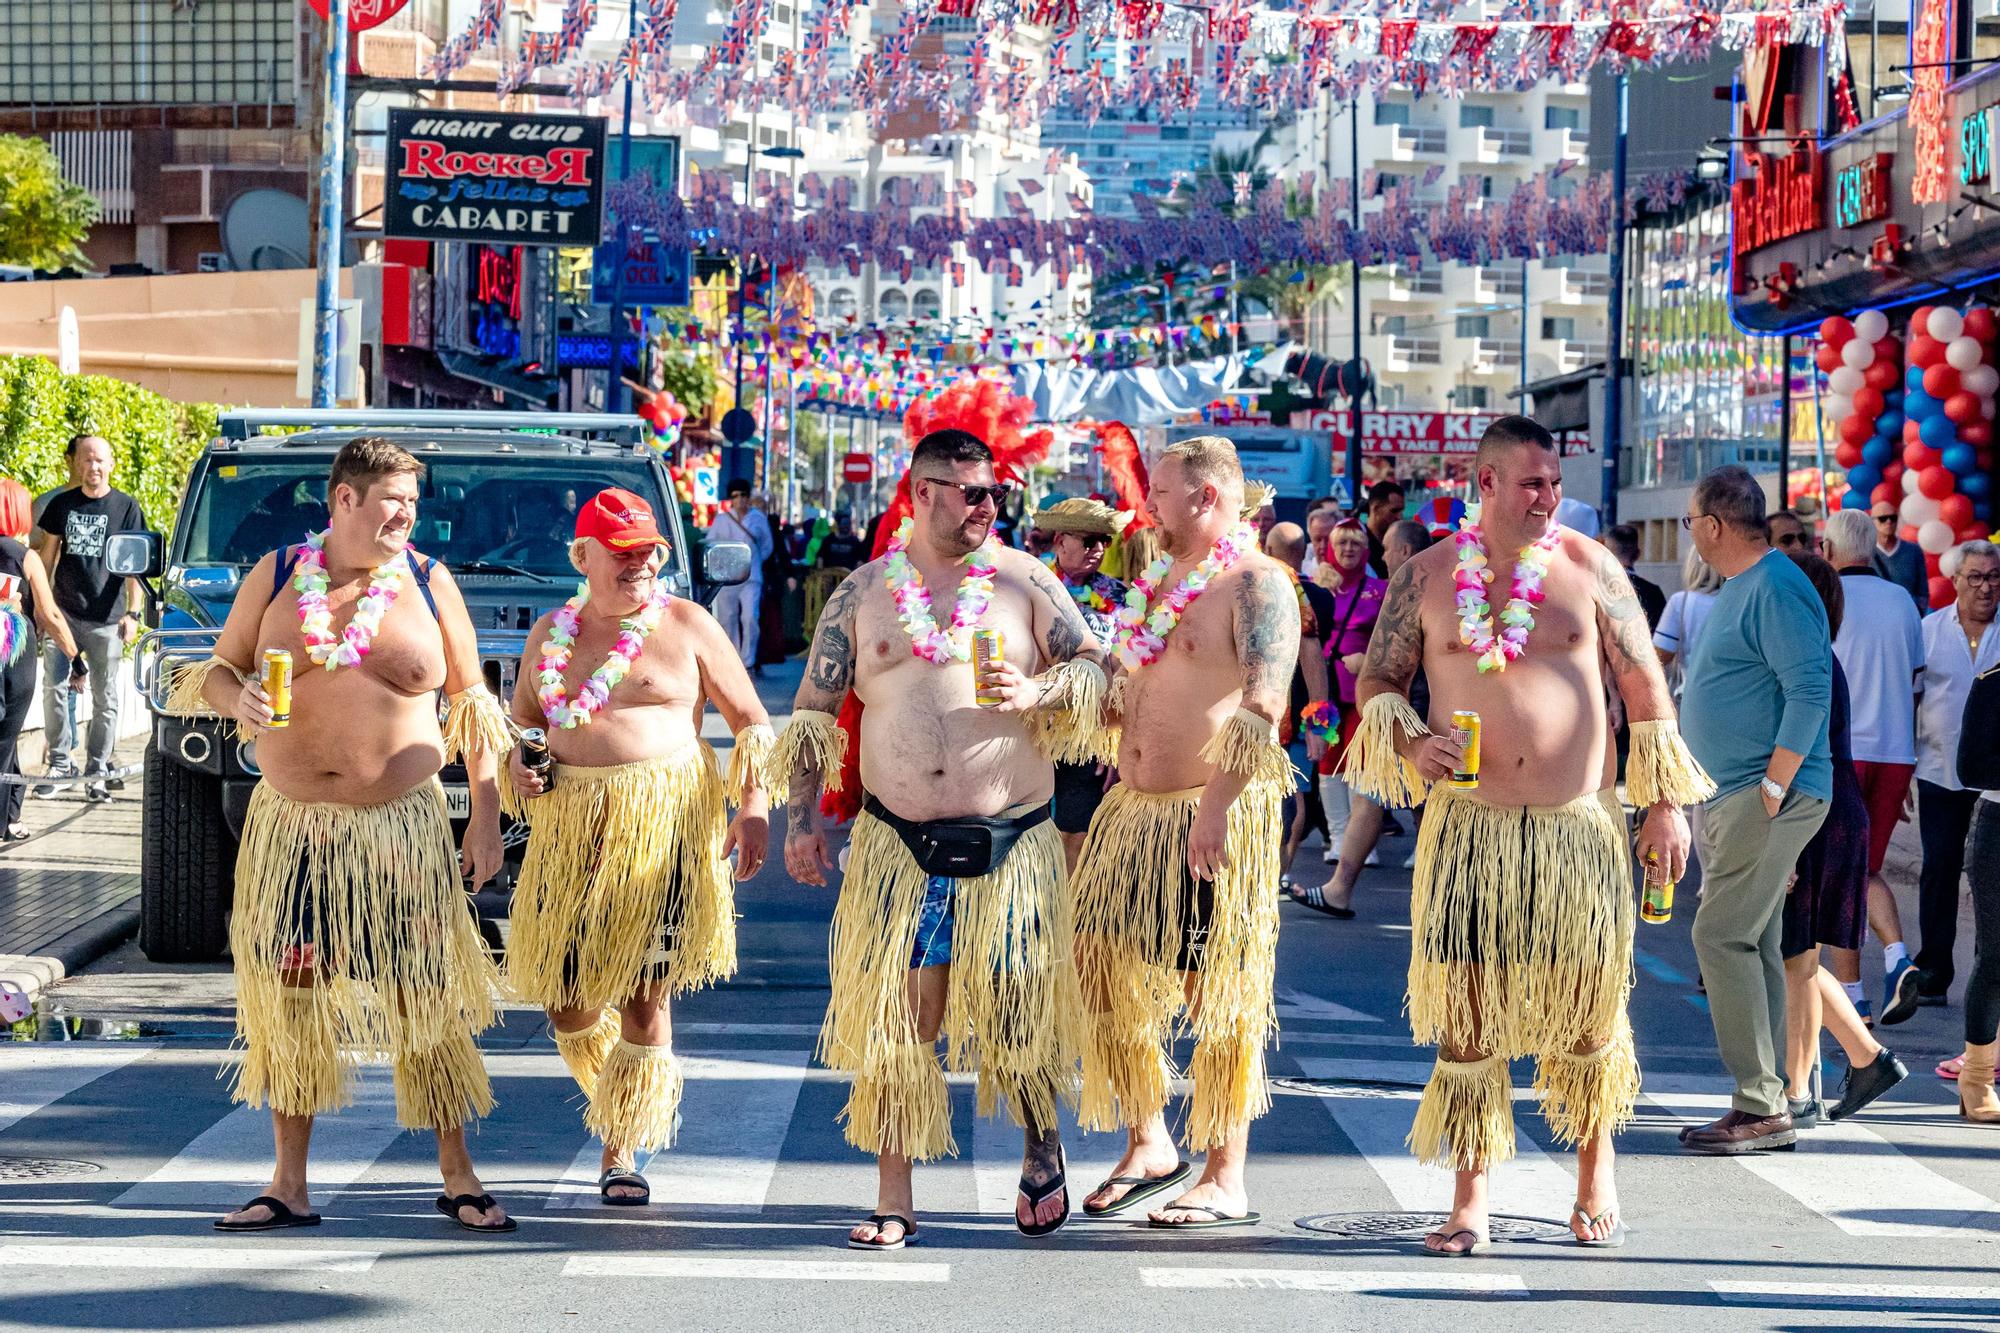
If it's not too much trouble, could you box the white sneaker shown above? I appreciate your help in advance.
[1402,850,1417,869]
[1322,845,1338,864]
[1364,849,1381,867]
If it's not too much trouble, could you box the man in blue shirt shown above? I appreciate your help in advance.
[1680,466,1832,1154]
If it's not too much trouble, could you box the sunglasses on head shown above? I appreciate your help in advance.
[922,477,1013,509]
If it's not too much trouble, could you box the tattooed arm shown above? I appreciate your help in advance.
[1585,541,1677,726]
[1354,555,1428,706]
[1187,558,1301,879]
[977,555,1107,715]
[783,567,864,884]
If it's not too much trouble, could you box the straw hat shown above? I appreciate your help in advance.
[1032,496,1121,537]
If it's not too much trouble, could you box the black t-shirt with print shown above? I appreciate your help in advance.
[38,486,143,627]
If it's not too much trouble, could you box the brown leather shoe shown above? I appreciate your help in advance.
[1682,1108,1797,1155]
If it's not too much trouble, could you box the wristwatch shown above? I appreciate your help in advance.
[1760,777,1787,803]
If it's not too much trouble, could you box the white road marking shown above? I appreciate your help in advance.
[563,1256,950,1283]
[1710,1281,2000,1309]
[676,1023,823,1037]
[1274,987,1382,1024]
[1645,1077,2000,1239]
[0,1045,157,1135]
[544,1051,810,1212]
[1295,1057,1577,1222]
[114,1068,405,1212]
[0,1243,376,1273]
[1140,1267,1527,1294]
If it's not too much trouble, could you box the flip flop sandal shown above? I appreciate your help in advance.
[848,1213,918,1251]
[1147,1204,1261,1231]
[1082,1160,1191,1217]
[599,1166,651,1207]
[1571,1206,1628,1249]
[1290,883,1356,919]
[213,1194,322,1232]
[1939,1056,1964,1081]
[436,1192,517,1233]
[1421,1228,1492,1257]
[1016,1146,1070,1238]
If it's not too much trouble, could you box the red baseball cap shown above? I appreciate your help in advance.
[576,488,664,549]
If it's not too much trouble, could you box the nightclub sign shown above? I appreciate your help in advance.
[1833,154,1893,229]
[384,109,606,247]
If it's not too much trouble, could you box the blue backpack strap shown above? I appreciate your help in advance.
[405,549,440,620]
[267,546,300,606]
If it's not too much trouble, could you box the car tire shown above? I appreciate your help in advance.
[139,741,235,962]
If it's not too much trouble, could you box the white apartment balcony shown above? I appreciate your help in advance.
[1545,127,1590,162]
[1551,268,1611,304]
[1472,266,1525,303]
[1386,335,1443,369]
[1472,126,1534,164]
[1558,339,1608,373]
[1383,124,1449,161]
[1382,264,1445,301]
[1468,339,1523,375]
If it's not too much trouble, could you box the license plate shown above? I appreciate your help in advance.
[443,785,470,819]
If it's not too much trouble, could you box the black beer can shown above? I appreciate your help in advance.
[519,727,555,793]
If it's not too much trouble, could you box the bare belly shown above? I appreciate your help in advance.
[541,697,704,769]
[255,672,445,805]
[857,660,1051,820]
[1116,657,1243,793]
[1422,650,1612,807]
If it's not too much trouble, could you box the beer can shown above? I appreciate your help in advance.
[1640,876,1676,926]
[1447,709,1480,789]
[261,649,292,728]
[518,726,555,794]
[972,628,1005,707]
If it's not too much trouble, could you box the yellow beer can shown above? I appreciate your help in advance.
[1448,709,1480,789]
[973,628,1004,707]
[262,648,292,728]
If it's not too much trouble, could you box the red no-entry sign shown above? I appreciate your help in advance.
[842,453,873,485]
[308,0,412,31]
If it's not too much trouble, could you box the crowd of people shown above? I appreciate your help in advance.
[132,411,1995,1265]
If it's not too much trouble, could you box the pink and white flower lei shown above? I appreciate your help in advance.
[536,582,671,728]
[883,517,1000,663]
[292,530,406,670]
[1453,522,1563,673]
[1112,523,1255,670]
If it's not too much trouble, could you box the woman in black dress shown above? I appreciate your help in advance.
[0,478,81,840]
[1782,552,1908,1124]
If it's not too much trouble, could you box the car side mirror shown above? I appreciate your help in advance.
[703,540,754,587]
[105,531,165,579]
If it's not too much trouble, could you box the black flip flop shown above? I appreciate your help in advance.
[848,1213,918,1251]
[599,1166,651,1207]
[213,1194,322,1232]
[1290,883,1356,919]
[436,1192,517,1233]
[1083,1160,1191,1218]
[1147,1203,1261,1230]
[1016,1146,1070,1238]
[1571,1206,1628,1249]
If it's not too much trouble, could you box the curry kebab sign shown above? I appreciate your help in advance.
[384,108,607,247]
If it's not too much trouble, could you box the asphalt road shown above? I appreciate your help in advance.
[3,667,1997,1331]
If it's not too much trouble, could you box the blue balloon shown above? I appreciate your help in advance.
[1907,365,1929,392]
[1964,472,1992,500]
[1876,409,1906,438]
[1862,437,1896,467]
[1977,498,1994,521]
[1906,389,1940,420]
[1847,464,1882,494]
[1921,413,1959,448]
[1885,389,1906,407]
[1944,443,1979,476]
[1841,486,1873,510]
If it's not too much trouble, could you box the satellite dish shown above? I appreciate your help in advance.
[220,190,310,272]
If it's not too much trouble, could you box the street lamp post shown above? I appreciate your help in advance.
[603,0,640,415]
[732,144,804,491]
[310,0,349,409]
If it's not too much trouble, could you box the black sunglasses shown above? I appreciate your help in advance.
[1874,514,1897,525]
[922,477,1013,509]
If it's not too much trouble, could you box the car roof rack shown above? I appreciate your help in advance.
[218,409,645,446]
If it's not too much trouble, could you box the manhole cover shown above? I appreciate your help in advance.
[1273,1076,1425,1099]
[0,1157,103,1182]
[1298,1212,1572,1242]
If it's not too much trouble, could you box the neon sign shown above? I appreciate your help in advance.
[1834,153,1893,228]
[1964,109,1993,187]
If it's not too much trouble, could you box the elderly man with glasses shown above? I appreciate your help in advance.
[1868,501,1931,610]
[1033,497,1128,870]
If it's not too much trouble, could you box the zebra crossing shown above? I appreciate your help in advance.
[2,1032,1997,1309]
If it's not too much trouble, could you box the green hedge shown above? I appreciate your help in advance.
[0,354,218,532]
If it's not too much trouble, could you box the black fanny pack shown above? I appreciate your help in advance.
[863,795,1050,879]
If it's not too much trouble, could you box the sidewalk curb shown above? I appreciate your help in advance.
[0,902,139,1011]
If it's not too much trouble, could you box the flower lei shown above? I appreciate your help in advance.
[536,583,671,728]
[1041,555,1117,617]
[1453,522,1563,672]
[1299,699,1340,742]
[1112,523,1255,670]
[884,517,1000,663]
[292,530,406,670]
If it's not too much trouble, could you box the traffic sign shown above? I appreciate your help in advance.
[842,452,873,485]
[308,0,410,31]
[720,407,758,445]
[1330,475,1354,509]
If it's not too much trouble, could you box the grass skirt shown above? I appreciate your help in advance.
[819,811,1079,1162]
[1070,781,1282,1151]
[229,780,497,1130]
[504,746,737,1010]
[1404,784,1641,1168]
